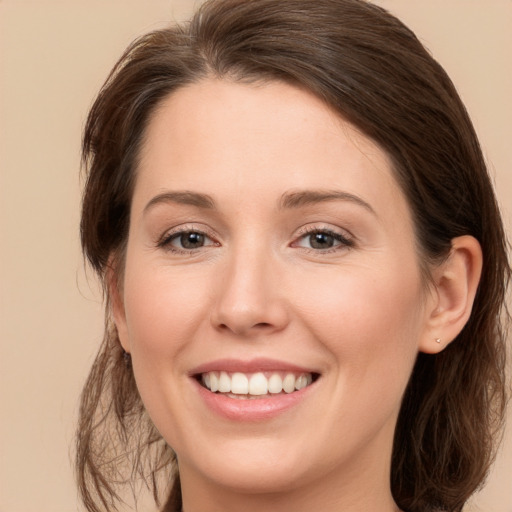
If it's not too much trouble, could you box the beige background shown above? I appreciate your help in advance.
[0,1,510,511]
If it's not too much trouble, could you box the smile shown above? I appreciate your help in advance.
[201,371,315,398]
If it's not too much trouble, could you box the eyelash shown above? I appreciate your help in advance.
[293,226,355,253]
[157,226,218,254]
[157,225,354,254]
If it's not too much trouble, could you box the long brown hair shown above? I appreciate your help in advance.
[77,1,510,511]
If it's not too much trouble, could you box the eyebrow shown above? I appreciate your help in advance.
[144,191,216,214]
[279,189,376,214]
[143,188,375,215]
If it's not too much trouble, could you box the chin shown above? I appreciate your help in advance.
[178,436,316,494]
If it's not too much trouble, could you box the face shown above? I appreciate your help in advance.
[114,80,435,500]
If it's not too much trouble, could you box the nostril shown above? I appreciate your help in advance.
[216,321,273,334]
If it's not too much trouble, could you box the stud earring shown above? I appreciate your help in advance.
[435,338,441,344]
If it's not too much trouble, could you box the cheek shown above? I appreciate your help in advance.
[300,260,423,328]
[120,260,214,439]
[122,259,211,365]
[293,261,425,381]
[314,271,424,436]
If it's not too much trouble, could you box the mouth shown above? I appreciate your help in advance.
[197,371,319,399]
[191,360,320,420]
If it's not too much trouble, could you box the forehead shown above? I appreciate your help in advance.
[135,79,410,224]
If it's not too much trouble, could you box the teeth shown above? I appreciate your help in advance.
[295,374,310,390]
[218,371,231,393]
[201,371,314,397]
[203,372,211,390]
[231,372,249,394]
[282,373,296,393]
[268,373,283,393]
[210,372,219,392]
[249,373,268,395]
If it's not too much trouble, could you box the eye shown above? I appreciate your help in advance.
[294,228,354,251]
[175,231,207,249]
[159,229,217,252]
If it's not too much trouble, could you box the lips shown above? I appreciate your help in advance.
[190,358,319,420]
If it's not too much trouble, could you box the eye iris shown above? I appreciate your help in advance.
[181,232,205,249]
[310,232,334,249]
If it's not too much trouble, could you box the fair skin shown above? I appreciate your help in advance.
[112,80,482,512]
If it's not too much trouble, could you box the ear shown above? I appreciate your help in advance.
[419,235,483,354]
[106,258,130,353]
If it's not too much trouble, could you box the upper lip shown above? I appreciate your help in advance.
[189,358,318,376]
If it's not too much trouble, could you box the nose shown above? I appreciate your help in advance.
[210,247,289,338]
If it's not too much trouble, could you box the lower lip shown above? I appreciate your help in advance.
[193,378,315,421]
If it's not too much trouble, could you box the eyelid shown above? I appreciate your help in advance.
[157,224,219,251]
[155,222,354,253]
[292,224,355,251]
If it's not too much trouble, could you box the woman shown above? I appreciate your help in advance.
[76,1,510,511]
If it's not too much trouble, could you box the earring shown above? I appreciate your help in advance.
[123,351,132,369]
[435,338,441,344]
